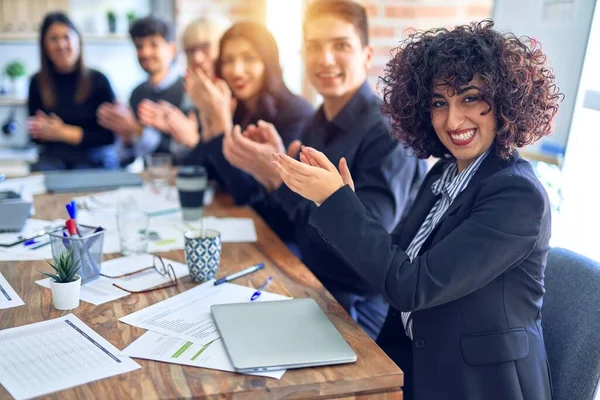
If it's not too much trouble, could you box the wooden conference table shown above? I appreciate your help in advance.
[0,190,403,399]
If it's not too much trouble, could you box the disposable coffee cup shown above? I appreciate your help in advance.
[176,165,208,221]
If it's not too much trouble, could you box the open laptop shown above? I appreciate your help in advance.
[211,298,357,373]
[44,170,143,193]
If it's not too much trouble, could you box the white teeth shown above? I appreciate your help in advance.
[318,73,339,78]
[450,129,475,142]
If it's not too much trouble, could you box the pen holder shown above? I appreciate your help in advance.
[184,229,221,282]
[49,227,105,284]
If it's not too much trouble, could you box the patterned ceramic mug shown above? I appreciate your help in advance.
[184,229,222,282]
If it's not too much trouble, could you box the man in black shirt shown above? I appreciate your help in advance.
[97,16,191,165]
[222,0,426,338]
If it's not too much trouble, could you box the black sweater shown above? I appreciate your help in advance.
[28,69,116,155]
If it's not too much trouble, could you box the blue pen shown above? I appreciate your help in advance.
[23,238,38,246]
[213,262,265,286]
[250,276,273,301]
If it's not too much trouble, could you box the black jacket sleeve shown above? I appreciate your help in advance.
[309,173,545,312]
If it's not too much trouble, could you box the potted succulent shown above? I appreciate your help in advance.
[40,249,81,310]
[107,10,117,34]
[126,11,137,28]
[4,60,27,99]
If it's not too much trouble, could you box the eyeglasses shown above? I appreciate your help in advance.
[184,42,212,57]
[100,255,178,294]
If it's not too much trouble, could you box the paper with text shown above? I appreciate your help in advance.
[122,331,286,379]
[0,314,140,400]
[0,272,24,309]
[119,281,290,345]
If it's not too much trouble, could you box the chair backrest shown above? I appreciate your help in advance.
[542,247,600,400]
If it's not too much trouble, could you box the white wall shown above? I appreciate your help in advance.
[0,41,146,103]
[553,1,600,262]
[0,0,155,148]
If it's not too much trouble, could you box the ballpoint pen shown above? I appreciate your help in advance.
[250,276,273,301]
[213,262,266,286]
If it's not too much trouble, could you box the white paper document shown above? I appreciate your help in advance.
[76,210,257,256]
[0,219,64,261]
[35,254,190,305]
[0,272,24,309]
[0,239,53,261]
[75,186,182,215]
[120,281,290,345]
[122,332,286,379]
[0,314,140,400]
[0,218,63,246]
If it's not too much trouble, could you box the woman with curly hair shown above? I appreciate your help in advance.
[271,20,562,400]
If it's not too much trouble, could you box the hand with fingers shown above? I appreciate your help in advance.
[137,99,170,133]
[222,120,302,191]
[96,101,142,141]
[184,67,235,142]
[160,101,201,148]
[27,110,66,142]
[272,146,354,206]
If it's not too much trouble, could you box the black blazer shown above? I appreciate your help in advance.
[309,150,553,400]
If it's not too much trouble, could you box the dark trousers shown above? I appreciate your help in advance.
[33,145,119,171]
[329,290,389,340]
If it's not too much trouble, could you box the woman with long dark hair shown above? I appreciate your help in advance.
[27,12,117,170]
[178,21,313,204]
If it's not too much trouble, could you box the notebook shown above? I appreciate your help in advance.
[211,298,357,373]
[44,170,143,193]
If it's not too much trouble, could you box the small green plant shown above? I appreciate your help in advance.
[4,61,26,80]
[106,10,117,21]
[40,249,80,283]
[126,11,137,23]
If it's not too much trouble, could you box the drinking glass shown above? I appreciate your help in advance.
[145,153,172,192]
[116,199,149,255]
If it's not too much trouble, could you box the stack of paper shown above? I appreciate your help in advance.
[120,280,290,379]
[0,314,140,399]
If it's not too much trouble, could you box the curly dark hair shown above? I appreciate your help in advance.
[381,19,563,159]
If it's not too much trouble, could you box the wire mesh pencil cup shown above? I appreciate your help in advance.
[48,226,105,284]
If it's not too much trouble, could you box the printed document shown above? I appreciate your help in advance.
[0,314,140,400]
[0,272,24,309]
[120,281,290,345]
[122,332,285,379]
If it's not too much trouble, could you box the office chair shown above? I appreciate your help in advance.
[542,247,600,400]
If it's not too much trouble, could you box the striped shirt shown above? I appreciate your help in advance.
[402,148,491,338]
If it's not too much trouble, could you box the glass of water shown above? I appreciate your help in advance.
[116,199,149,256]
[145,153,172,192]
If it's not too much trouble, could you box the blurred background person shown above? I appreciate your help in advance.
[181,21,313,202]
[27,12,117,170]
[97,16,189,166]
[141,14,232,153]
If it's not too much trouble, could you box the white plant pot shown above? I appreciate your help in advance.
[49,275,81,310]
